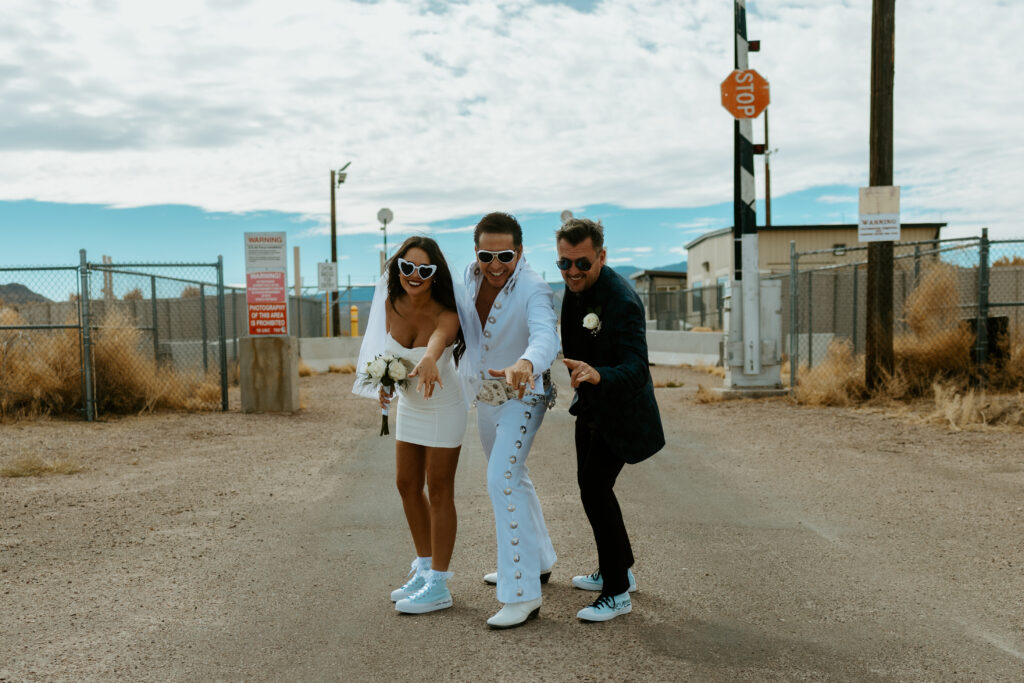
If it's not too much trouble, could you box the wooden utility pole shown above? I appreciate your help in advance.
[865,0,895,389]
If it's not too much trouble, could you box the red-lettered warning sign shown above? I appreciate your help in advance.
[244,232,288,336]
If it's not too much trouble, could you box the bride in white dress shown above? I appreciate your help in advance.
[353,236,481,615]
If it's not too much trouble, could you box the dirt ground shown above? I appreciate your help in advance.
[2,364,1023,681]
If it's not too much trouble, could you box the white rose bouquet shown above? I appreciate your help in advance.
[361,353,413,435]
[582,309,602,337]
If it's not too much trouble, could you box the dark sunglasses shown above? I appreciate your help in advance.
[397,257,437,279]
[556,257,594,272]
[476,249,517,264]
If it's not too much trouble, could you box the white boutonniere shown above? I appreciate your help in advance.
[582,311,602,337]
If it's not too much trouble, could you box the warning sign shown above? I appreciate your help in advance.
[858,186,901,242]
[244,232,288,336]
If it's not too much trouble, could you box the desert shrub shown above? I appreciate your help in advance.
[90,310,220,414]
[1,455,83,477]
[0,307,221,419]
[793,264,1023,414]
[298,359,315,377]
[122,288,144,300]
[694,384,723,404]
[0,306,82,418]
[181,286,200,298]
[793,340,867,406]
[328,363,355,374]
[928,383,1024,429]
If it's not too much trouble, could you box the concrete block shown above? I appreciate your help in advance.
[298,336,363,372]
[646,330,722,366]
[239,337,300,413]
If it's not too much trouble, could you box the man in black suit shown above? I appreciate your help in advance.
[556,217,665,622]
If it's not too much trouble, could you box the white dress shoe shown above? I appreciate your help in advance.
[483,568,552,585]
[486,597,542,629]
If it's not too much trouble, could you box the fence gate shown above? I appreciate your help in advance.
[0,251,229,421]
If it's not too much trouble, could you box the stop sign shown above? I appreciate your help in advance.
[720,69,770,119]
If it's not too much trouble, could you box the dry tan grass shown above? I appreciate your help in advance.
[298,359,316,377]
[1,306,82,418]
[694,384,724,403]
[653,380,684,388]
[794,264,997,405]
[328,363,356,374]
[793,340,867,406]
[992,255,1024,267]
[1,455,83,478]
[792,264,1024,427]
[1,307,221,419]
[927,383,1024,430]
[692,363,726,378]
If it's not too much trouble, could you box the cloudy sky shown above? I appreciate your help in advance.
[1,0,1020,288]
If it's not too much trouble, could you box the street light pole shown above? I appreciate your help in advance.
[330,162,351,336]
[377,208,393,275]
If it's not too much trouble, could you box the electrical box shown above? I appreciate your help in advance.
[722,279,783,388]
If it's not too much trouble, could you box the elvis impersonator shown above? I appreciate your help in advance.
[463,212,560,630]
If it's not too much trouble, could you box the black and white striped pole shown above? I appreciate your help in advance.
[735,0,759,375]
[721,0,781,390]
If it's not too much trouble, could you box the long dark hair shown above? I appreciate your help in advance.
[385,235,465,364]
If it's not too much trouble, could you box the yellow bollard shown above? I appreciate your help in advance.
[350,305,359,336]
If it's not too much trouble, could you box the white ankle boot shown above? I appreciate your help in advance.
[486,597,542,629]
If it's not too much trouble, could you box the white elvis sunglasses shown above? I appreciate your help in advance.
[397,257,437,279]
[476,249,517,264]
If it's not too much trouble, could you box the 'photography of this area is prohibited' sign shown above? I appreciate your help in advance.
[858,186,901,242]
[244,232,288,335]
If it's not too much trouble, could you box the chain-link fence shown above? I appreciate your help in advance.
[639,284,725,331]
[0,264,86,417]
[0,251,231,420]
[783,230,1024,393]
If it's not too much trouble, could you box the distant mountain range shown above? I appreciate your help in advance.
[0,282,51,305]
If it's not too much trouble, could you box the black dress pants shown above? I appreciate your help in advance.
[575,419,634,597]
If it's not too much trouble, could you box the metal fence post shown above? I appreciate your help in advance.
[913,244,921,285]
[79,249,95,422]
[217,256,228,411]
[200,283,208,373]
[852,265,860,354]
[976,227,990,375]
[150,275,159,364]
[231,289,239,360]
[789,240,797,389]
[806,270,814,369]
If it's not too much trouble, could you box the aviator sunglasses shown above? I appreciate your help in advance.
[476,249,517,264]
[556,257,594,272]
[397,257,438,279]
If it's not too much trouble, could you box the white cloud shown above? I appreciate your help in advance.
[615,246,653,254]
[606,257,634,263]
[816,195,857,205]
[0,0,1020,238]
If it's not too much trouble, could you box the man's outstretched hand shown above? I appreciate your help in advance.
[563,358,601,388]
[488,358,535,399]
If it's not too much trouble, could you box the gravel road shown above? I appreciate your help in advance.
[2,364,1023,681]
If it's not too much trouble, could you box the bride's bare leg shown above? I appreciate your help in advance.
[395,441,431,557]
[425,445,461,572]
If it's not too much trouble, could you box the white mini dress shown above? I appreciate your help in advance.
[386,334,467,448]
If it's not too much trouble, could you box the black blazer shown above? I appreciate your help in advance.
[561,266,665,464]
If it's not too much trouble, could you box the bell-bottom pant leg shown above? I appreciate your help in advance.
[478,400,556,603]
[575,420,634,598]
